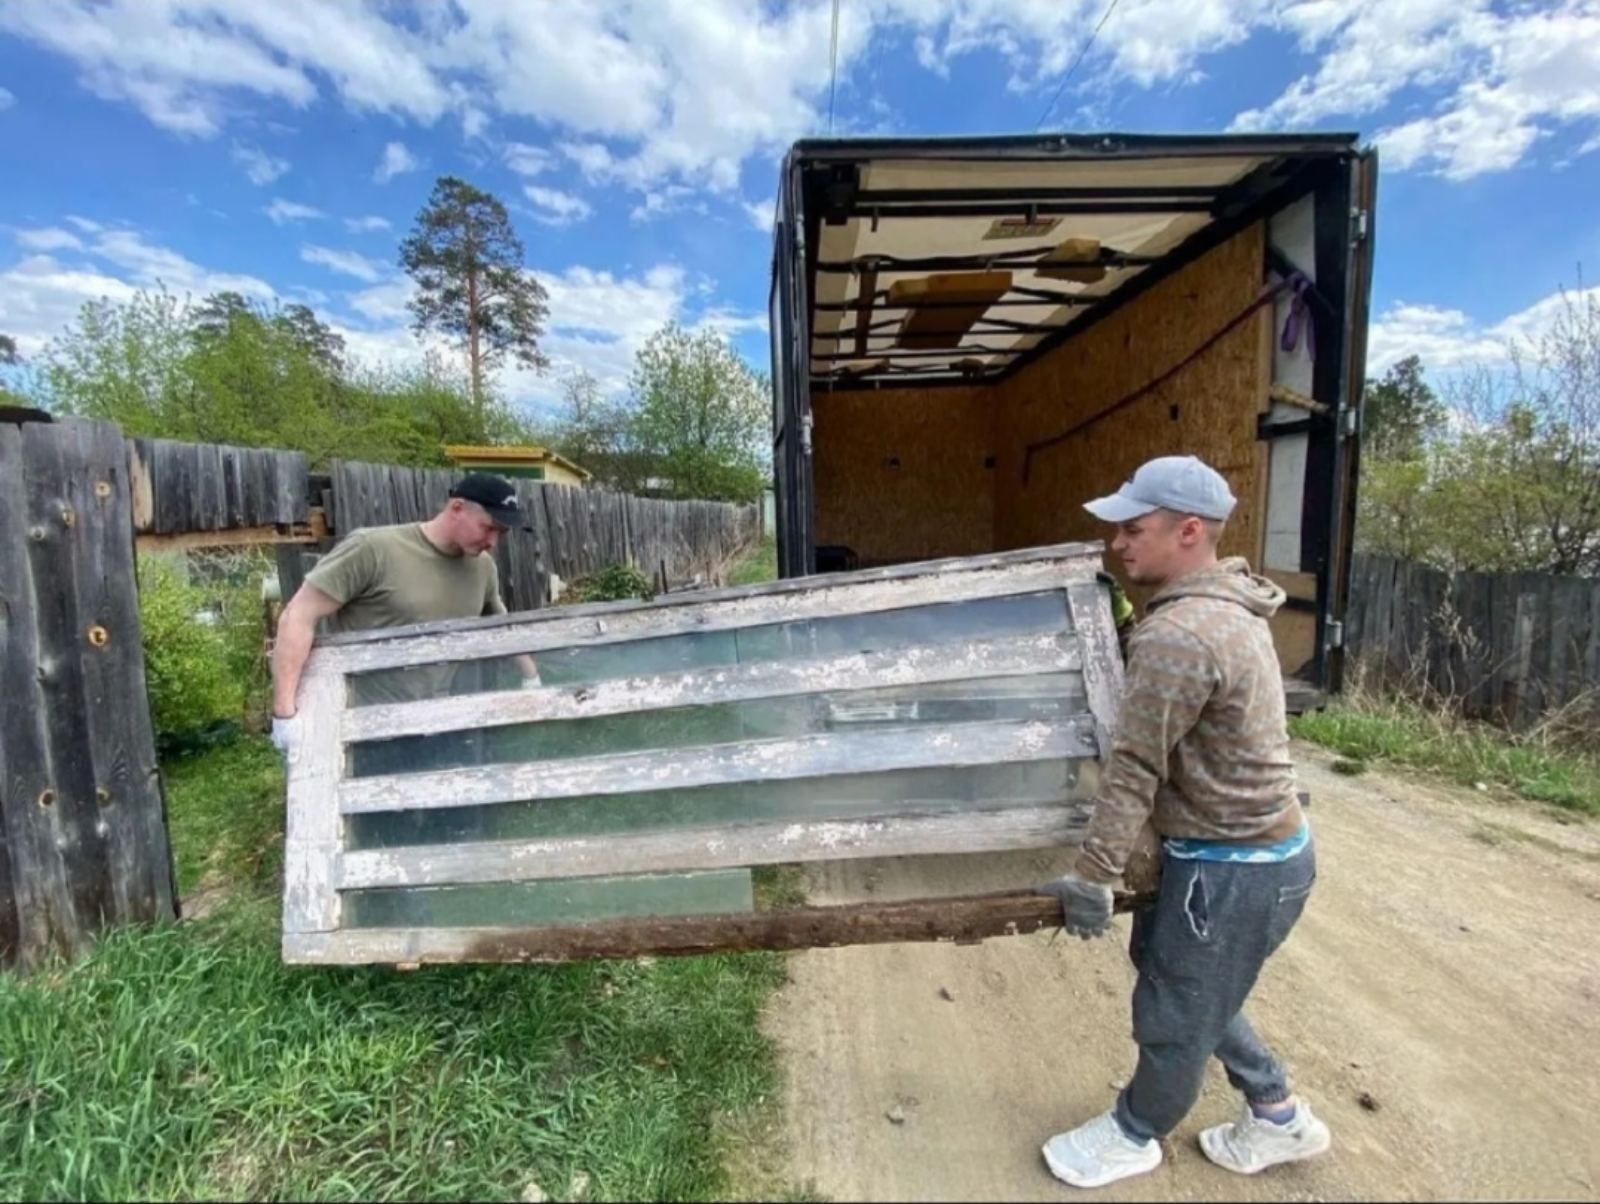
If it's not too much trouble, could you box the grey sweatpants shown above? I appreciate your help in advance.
[1114,839,1316,1143]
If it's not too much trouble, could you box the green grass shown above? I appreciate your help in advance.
[729,536,778,588]
[1,736,795,1201]
[1291,694,1600,817]
[162,738,288,897]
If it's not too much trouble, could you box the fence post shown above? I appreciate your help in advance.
[0,417,177,969]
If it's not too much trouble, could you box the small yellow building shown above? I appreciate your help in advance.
[443,444,592,486]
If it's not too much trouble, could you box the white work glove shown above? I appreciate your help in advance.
[520,675,541,689]
[270,713,304,763]
[1036,871,1115,940]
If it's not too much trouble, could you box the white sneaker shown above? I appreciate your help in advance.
[1042,1110,1163,1189]
[1199,1098,1332,1175]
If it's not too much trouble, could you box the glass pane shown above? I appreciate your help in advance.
[344,671,1087,777]
[342,869,754,929]
[344,759,1093,851]
[344,590,1071,705]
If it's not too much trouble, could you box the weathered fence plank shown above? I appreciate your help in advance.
[1,419,176,969]
[1349,553,1600,728]
[132,438,310,534]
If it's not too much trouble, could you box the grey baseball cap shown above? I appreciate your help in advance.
[1083,455,1237,523]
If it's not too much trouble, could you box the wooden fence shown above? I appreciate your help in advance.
[1346,554,1600,728]
[130,438,759,611]
[326,460,756,610]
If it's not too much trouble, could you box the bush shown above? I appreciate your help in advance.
[138,554,267,745]
[572,563,655,604]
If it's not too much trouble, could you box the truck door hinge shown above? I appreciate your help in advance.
[1325,618,1345,650]
[1340,408,1361,440]
[1351,207,1369,242]
[801,411,813,455]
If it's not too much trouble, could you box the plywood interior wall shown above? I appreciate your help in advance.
[991,222,1268,576]
[806,219,1312,676]
[810,385,995,565]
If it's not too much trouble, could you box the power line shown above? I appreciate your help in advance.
[1035,0,1123,131]
[827,0,842,134]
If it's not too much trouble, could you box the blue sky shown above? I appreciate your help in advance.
[2,0,1598,422]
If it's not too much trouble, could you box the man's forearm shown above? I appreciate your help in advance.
[1074,752,1160,885]
[515,653,538,680]
[271,611,317,717]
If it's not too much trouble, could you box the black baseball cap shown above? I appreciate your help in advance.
[449,472,529,530]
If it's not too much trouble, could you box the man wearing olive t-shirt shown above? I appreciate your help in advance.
[268,472,536,760]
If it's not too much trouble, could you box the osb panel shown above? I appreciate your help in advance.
[992,223,1269,571]
[811,386,996,564]
[1263,569,1319,677]
[1270,610,1319,677]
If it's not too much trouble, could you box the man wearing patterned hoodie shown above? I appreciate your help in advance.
[1038,455,1330,1188]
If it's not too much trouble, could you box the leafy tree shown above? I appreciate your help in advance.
[400,176,550,415]
[0,333,17,365]
[1362,354,1445,460]
[37,287,536,468]
[1357,287,1600,576]
[41,290,194,436]
[626,324,770,504]
[545,369,645,491]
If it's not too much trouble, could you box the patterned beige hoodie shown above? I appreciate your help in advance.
[1075,556,1305,885]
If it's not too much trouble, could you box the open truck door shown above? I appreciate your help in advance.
[768,132,1376,709]
[1325,148,1378,694]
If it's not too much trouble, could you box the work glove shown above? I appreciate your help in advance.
[270,713,304,764]
[1036,871,1115,940]
[1097,570,1135,632]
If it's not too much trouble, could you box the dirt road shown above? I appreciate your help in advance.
[766,746,1600,1201]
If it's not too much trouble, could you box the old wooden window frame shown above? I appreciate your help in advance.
[281,542,1124,966]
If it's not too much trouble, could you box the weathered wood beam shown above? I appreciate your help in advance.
[337,802,1090,889]
[282,888,1153,965]
[316,554,1092,674]
[133,507,329,553]
[344,631,1081,742]
[338,716,1100,814]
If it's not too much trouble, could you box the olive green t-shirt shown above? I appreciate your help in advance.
[307,524,505,705]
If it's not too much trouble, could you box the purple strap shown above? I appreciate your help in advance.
[1279,272,1315,358]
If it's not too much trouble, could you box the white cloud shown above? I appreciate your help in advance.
[0,255,141,356]
[523,186,593,226]
[90,227,275,298]
[14,227,86,252]
[0,225,275,356]
[230,141,289,185]
[504,141,555,176]
[344,215,392,233]
[0,0,447,137]
[348,278,415,325]
[560,140,617,183]
[264,198,325,225]
[629,186,702,223]
[1367,284,1600,377]
[300,244,386,283]
[0,0,1298,194]
[65,215,103,233]
[743,197,774,232]
[1232,0,1600,180]
[0,85,14,111]
[374,140,420,184]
